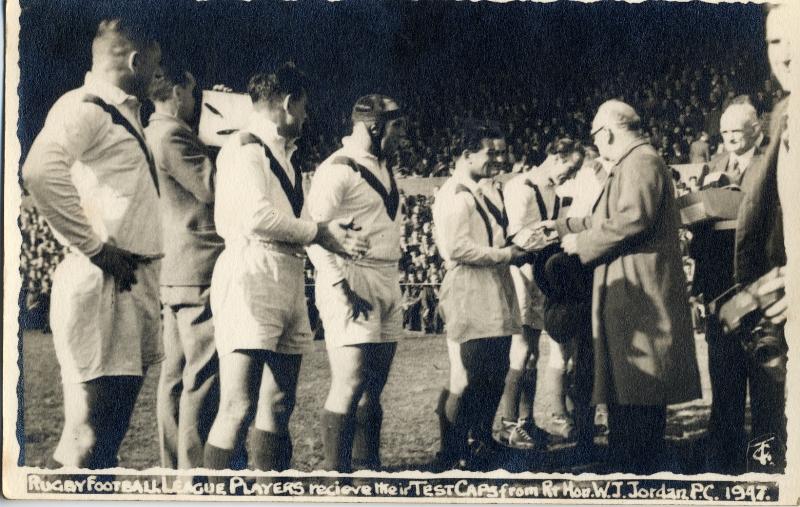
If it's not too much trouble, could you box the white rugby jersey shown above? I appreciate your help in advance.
[214,112,318,248]
[503,169,561,236]
[306,136,402,283]
[432,169,511,269]
[23,72,162,257]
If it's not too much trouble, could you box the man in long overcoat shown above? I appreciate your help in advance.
[545,100,702,474]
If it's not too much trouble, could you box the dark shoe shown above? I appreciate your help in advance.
[427,451,467,473]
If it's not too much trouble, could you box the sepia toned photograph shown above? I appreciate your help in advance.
[2,0,798,502]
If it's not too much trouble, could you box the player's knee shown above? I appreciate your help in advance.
[269,391,296,429]
[330,370,366,402]
[448,369,469,396]
[217,395,254,428]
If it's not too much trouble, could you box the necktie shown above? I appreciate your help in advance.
[731,158,740,177]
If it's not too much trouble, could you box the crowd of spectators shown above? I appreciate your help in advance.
[20,58,785,331]
[295,61,785,180]
[19,204,65,328]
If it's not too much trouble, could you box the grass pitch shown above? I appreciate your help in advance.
[21,330,712,472]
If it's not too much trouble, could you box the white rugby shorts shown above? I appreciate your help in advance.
[211,243,313,357]
[315,262,403,348]
[50,252,163,383]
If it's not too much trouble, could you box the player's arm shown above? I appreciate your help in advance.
[574,155,665,265]
[305,163,350,284]
[229,146,318,244]
[232,148,366,256]
[23,102,152,290]
[436,194,515,266]
[553,215,593,237]
[306,163,373,320]
[23,102,105,257]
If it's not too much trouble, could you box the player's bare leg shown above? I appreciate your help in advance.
[251,351,302,471]
[535,335,575,439]
[52,374,144,469]
[204,351,262,470]
[321,345,368,472]
[498,326,542,450]
[352,342,397,469]
[431,339,470,470]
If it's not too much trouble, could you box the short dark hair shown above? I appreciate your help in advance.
[455,120,504,156]
[545,137,585,158]
[247,63,308,105]
[94,17,158,52]
[149,57,192,102]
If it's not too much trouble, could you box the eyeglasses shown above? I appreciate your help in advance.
[591,125,606,139]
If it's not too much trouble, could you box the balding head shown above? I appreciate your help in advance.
[720,101,760,155]
[591,100,643,160]
[90,18,161,100]
[592,100,641,133]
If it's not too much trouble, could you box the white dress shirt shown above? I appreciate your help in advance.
[23,72,162,256]
[728,145,757,177]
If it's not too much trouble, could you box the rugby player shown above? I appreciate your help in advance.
[499,138,585,447]
[23,18,163,468]
[307,95,408,472]
[430,121,535,471]
[203,64,368,472]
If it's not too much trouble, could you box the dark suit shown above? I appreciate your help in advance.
[691,148,763,302]
[145,112,224,469]
[729,98,788,473]
[688,147,766,474]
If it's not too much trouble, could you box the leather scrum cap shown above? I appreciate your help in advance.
[351,94,403,124]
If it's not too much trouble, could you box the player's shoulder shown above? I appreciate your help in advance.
[504,173,531,191]
[217,130,264,167]
[436,179,474,210]
[324,148,361,170]
[316,149,360,178]
[46,88,108,125]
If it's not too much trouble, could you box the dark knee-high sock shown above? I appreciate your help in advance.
[203,443,233,470]
[251,429,292,471]
[574,403,596,449]
[352,405,383,470]
[435,389,452,448]
[500,368,524,422]
[486,372,508,434]
[321,410,355,473]
[437,389,468,461]
[518,367,536,422]
[230,441,249,471]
